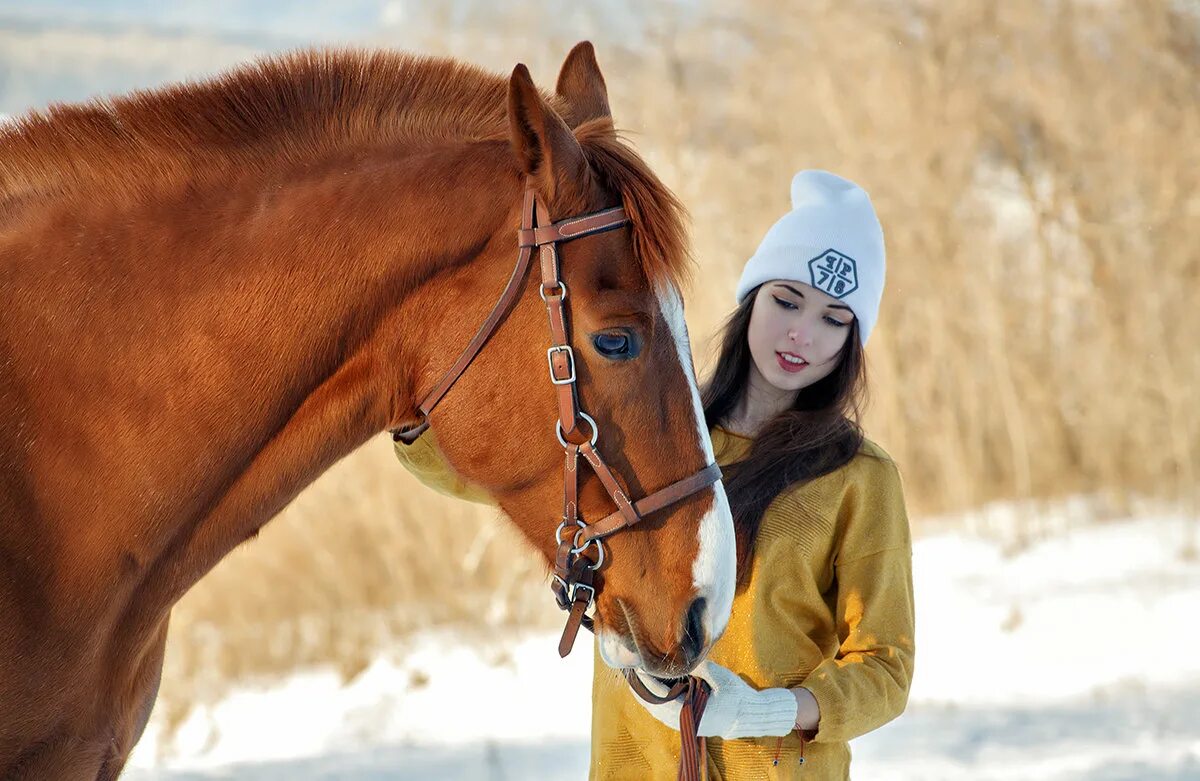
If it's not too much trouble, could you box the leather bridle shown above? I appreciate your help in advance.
[392,179,719,780]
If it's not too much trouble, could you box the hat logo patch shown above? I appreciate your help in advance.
[808,249,858,298]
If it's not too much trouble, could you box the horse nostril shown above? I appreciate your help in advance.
[682,597,708,662]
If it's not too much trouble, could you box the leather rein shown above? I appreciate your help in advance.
[392,179,717,780]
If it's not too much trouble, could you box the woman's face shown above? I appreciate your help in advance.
[747,280,855,393]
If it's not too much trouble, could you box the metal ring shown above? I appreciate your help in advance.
[539,280,568,302]
[556,411,598,448]
[555,518,586,546]
[570,532,605,570]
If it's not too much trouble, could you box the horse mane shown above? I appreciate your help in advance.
[576,120,693,290]
[0,48,690,289]
[0,49,513,206]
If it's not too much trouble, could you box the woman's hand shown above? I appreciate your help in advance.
[791,686,821,732]
[632,661,800,740]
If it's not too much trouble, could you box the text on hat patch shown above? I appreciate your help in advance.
[808,249,859,299]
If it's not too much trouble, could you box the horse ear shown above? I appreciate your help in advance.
[508,63,589,207]
[555,41,612,126]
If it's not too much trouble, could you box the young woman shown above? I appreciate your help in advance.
[589,170,914,780]
[394,170,914,780]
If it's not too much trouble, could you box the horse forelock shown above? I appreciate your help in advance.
[574,119,693,295]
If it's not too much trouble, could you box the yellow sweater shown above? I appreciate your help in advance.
[591,428,914,780]
[393,427,915,781]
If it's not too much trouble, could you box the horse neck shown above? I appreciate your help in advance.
[159,144,525,518]
[10,143,526,615]
[170,146,520,470]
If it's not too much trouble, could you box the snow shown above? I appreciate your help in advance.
[126,633,594,774]
[855,515,1200,780]
[126,513,1200,780]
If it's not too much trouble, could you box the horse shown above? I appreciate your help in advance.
[0,42,736,778]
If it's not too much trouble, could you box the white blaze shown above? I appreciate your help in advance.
[654,283,736,650]
[596,283,737,671]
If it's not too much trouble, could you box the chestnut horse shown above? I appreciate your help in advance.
[0,44,735,779]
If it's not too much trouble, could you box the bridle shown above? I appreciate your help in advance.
[392,178,719,780]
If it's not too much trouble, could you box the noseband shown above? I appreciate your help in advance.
[392,179,720,781]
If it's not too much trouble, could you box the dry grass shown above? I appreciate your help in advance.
[7,0,1196,724]
[156,444,560,729]
[623,0,1200,523]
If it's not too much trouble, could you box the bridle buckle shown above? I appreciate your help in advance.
[546,345,576,385]
[569,581,596,606]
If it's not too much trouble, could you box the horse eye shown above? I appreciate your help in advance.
[592,331,636,359]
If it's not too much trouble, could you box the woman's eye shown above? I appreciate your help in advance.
[772,296,798,310]
[592,332,636,359]
[824,316,850,328]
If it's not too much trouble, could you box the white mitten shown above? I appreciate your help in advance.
[632,660,799,740]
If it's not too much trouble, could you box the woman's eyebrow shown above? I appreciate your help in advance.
[777,283,853,312]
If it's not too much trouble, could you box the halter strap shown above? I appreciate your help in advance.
[393,190,540,443]
[518,205,629,247]
[394,188,630,444]
[579,462,723,543]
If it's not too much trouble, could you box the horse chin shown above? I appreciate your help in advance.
[596,628,643,670]
[595,627,699,678]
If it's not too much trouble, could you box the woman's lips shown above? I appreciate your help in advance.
[776,351,809,373]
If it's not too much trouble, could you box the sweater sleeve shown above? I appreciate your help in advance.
[800,454,915,744]
[392,430,495,506]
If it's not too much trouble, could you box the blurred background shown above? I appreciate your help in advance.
[3,1,1197,778]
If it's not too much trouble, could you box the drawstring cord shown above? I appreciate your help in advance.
[772,732,807,767]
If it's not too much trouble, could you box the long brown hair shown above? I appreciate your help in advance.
[701,285,868,583]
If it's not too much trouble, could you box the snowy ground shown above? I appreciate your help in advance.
[126,514,1200,780]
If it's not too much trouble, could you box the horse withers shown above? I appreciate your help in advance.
[0,43,735,778]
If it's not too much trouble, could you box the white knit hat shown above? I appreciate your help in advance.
[735,170,886,346]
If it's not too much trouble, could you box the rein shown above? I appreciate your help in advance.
[626,670,713,781]
[392,179,719,781]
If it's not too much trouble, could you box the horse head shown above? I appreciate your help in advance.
[402,44,736,676]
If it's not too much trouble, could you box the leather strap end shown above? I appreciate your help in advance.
[558,595,589,657]
[391,419,430,444]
